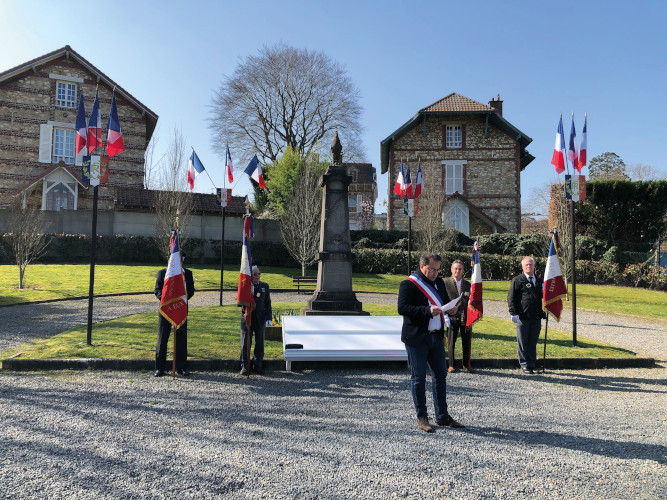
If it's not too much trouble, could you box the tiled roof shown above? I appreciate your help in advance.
[420,93,492,113]
[13,162,88,195]
[115,188,246,215]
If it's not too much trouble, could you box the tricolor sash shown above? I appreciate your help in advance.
[407,273,448,330]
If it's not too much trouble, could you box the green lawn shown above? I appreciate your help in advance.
[1,302,635,361]
[1,264,664,319]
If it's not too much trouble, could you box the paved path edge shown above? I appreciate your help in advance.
[1,356,655,372]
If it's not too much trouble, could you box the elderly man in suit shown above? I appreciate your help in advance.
[398,253,465,433]
[240,265,272,375]
[445,260,473,373]
[508,256,546,374]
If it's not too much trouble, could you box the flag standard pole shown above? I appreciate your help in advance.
[220,206,226,306]
[407,213,412,275]
[570,200,577,346]
[86,185,98,345]
[542,315,549,374]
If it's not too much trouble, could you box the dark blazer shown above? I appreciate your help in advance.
[248,280,272,327]
[155,268,195,303]
[444,277,470,317]
[398,269,452,346]
[507,273,544,320]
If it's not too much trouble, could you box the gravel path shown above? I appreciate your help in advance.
[1,291,666,363]
[1,367,664,499]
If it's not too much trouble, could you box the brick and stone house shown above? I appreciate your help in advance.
[381,93,534,235]
[346,162,377,230]
[0,45,158,211]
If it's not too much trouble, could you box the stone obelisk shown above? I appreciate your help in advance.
[302,132,368,316]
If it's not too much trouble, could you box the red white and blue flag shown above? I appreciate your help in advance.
[568,116,578,170]
[414,161,423,198]
[159,231,188,329]
[542,231,568,321]
[466,240,483,328]
[106,92,124,158]
[87,90,103,154]
[393,160,407,197]
[75,92,87,155]
[404,161,413,199]
[551,115,566,174]
[577,114,587,172]
[245,155,266,189]
[187,150,206,190]
[225,145,234,184]
[236,215,255,311]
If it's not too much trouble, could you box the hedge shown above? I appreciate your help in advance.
[1,234,664,290]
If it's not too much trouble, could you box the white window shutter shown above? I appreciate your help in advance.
[38,124,53,163]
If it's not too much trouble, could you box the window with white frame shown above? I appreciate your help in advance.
[52,128,75,164]
[444,161,465,195]
[446,125,462,148]
[443,199,470,235]
[56,82,77,108]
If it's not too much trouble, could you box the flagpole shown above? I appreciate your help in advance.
[542,316,549,373]
[173,211,181,380]
[220,205,225,306]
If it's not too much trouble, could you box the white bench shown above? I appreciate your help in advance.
[282,316,406,371]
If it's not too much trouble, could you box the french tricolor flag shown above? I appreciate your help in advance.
[551,115,566,174]
[106,92,124,158]
[87,90,103,154]
[404,161,413,199]
[542,232,568,321]
[187,150,205,190]
[159,231,188,329]
[414,162,423,198]
[225,145,234,184]
[577,115,587,172]
[568,116,578,170]
[75,92,87,155]
[393,160,407,197]
[466,240,483,328]
[244,155,266,189]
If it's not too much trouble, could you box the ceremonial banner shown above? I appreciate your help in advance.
[82,155,104,186]
[466,240,483,327]
[403,198,418,217]
[542,233,568,321]
[236,215,255,308]
[216,188,232,207]
[564,175,586,202]
[159,231,189,329]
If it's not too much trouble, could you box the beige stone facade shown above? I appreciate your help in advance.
[381,93,534,235]
[346,162,377,230]
[0,46,157,210]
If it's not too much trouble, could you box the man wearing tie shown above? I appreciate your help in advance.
[445,260,473,373]
[507,256,546,374]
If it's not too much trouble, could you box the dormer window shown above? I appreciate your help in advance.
[56,81,77,108]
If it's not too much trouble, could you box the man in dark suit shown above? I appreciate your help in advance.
[240,265,272,375]
[445,260,473,373]
[507,256,545,374]
[154,253,195,377]
[398,253,464,433]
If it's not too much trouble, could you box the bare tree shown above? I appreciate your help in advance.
[414,188,458,253]
[628,163,665,181]
[210,43,365,165]
[548,184,572,281]
[143,127,165,190]
[153,127,194,260]
[6,195,51,289]
[280,159,322,275]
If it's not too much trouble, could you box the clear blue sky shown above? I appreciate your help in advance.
[2,0,665,213]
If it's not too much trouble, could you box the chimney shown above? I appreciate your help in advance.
[489,93,503,116]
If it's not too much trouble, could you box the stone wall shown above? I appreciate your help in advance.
[0,56,150,209]
[386,114,521,233]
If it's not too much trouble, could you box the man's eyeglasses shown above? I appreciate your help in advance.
[427,267,440,274]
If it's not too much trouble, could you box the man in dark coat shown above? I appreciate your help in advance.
[444,260,473,373]
[398,253,464,433]
[507,256,545,374]
[240,265,272,375]
[154,254,195,377]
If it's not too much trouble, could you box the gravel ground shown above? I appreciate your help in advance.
[1,367,665,499]
[3,291,664,363]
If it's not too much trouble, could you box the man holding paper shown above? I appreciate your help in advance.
[398,253,465,433]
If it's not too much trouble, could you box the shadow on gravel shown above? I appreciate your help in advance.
[585,322,656,331]
[471,426,667,465]
[484,369,667,394]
